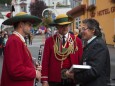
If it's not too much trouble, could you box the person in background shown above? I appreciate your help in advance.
[100,28,106,43]
[77,27,82,39]
[28,33,33,45]
[74,29,79,37]
[30,33,33,45]
[0,34,3,56]
[3,34,8,46]
[53,29,58,35]
[24,35,28,44]
[41,14,83,86]
[0,32,4,56]
[2,34,9,55]
[45,27,52,39]
[1,12,42,86]
[66,19,110,86]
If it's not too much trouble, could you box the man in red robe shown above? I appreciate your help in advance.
[1,12,41,86]
[41,14,83,86]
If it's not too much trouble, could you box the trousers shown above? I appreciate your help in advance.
[48,79,76,86]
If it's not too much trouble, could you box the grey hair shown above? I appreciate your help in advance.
[82,19,102,37]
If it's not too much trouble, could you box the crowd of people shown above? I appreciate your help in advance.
[24,33,34,45]
[0,12,110,86]
[0,30,34,57]
[0,31,9,56]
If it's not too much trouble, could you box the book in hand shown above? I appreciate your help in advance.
[69,64,91,72]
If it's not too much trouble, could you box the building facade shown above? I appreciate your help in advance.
[67,0,115,45]
[12,0,31,16]
[43,0,70,6]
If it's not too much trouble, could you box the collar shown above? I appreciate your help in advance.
[87,36,97,44]
[13,31,25,43]
[57,32,70,41]
[64,33,68,38]
[60,33,69,41]
[59,33,68,38]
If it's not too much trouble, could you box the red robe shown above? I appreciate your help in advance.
[41,34,83,82]
[1,34,36,86]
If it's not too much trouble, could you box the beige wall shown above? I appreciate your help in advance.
[81,0,115,45]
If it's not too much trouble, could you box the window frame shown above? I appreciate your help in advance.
[88,0,96,5]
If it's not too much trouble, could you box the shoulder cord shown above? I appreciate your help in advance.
[73,35,78,52]
[52,35,75,61]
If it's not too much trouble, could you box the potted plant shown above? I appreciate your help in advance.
[87,4,96,12]
[113,35,115,42]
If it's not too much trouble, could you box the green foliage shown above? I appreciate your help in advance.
[42,16,53,27]
[30,0,48,18]
[113,35,115,42]
[0,0,12,5]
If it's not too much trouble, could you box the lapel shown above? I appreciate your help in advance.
[83,37,97,52]
[81,37,98,64]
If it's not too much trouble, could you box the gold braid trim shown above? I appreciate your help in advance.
[73,35,78,51]
[53,35,75,61]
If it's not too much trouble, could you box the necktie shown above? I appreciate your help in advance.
[62,35,65,46]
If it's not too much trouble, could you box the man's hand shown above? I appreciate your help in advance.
[36,65,42,71]
[42,82,49,86]
[65,70,74,79]
[36,70,41,80]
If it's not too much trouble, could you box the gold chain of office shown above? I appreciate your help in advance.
[53,35,78,61]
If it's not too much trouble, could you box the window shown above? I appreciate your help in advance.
[70,0,82,8]
[20,2,27,12]
[20,6,26,12]
[76,17,81,29]
[89,0,96,5]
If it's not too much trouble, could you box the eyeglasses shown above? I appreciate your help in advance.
[82,27,88,31]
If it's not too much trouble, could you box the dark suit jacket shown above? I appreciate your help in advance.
[74,37,110,86]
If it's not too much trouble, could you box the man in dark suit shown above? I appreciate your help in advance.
[66,19,110,86]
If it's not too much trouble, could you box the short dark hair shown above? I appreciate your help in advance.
[82,19,102,37]
[13,21,30,29]
[13,22,20,29]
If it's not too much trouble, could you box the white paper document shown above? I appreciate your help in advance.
[69,64,91,72]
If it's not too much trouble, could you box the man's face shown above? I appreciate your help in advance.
[81,24,95,41]
[57,24,69,35]
[22,22,32,35]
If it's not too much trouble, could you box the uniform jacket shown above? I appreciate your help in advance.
[1,34,36,86]
[74,37,110,86]
[41,34,83,82]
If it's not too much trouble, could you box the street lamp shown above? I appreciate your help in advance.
[42,8,57,18]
